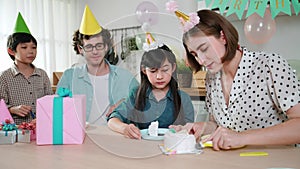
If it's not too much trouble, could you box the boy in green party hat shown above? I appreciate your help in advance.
[0,12,52,124]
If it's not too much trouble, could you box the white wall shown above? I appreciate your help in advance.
[232,15,300,60]
[1,1,297,74]
[84,0,198,60]
[82,0,299,113]
[84,0,300,65]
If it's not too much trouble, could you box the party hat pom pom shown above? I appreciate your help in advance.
[189,13,200,25]
[166,0,178,12]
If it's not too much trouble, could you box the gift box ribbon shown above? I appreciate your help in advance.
[53,88,73,144]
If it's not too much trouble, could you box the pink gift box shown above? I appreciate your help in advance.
[36,95,86,145]
[0,99,14,123]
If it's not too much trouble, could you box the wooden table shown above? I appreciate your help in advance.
[1,126,299,169]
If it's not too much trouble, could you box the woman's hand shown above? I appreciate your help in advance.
[9,105,32,117]
[123,124,141,140]
[169,122,206,141]
[203,126,245,151]
[168,124,184,132]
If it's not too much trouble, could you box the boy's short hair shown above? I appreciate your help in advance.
[7,33,37,61]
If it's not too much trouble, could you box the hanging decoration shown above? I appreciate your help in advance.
[201,0,299,20]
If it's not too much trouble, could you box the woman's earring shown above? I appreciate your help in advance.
[220,30,227,44]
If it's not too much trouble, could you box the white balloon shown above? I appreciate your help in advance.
[142,22,151,32]
[135,1,159,26]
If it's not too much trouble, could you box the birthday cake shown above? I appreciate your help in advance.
[163,130,196,154]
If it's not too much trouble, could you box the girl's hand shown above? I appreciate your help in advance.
[106,105,117,117]
[9,105,32,117]
[106,99,125,117]
[203,126,245,151]
[123,124,141,140]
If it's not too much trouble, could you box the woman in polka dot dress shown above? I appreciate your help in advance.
[170,9,300,150]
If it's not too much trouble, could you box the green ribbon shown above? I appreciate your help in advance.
[52,88,72,144]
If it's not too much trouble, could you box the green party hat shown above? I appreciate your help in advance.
[13,12,31,34]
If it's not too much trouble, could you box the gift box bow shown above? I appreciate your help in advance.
[57,88,73,98]
[18,122,36,135]
[1,119,17,136]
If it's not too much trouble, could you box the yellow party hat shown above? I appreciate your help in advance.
[79,5,102,35]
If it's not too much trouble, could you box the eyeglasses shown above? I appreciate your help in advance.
[80,43,105,52]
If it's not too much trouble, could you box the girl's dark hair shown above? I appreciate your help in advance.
[7,33,37,61]
[183,9,239,72]
[72,28,113,54]
[135,45,182,121]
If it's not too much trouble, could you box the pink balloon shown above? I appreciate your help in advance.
[244,9,276,44]
[136,1,159,25]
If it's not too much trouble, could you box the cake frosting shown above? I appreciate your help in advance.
[163,130,196,154]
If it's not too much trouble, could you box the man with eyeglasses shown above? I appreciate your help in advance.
[56,6,139,126]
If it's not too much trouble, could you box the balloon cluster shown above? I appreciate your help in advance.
[135,1,159,50]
